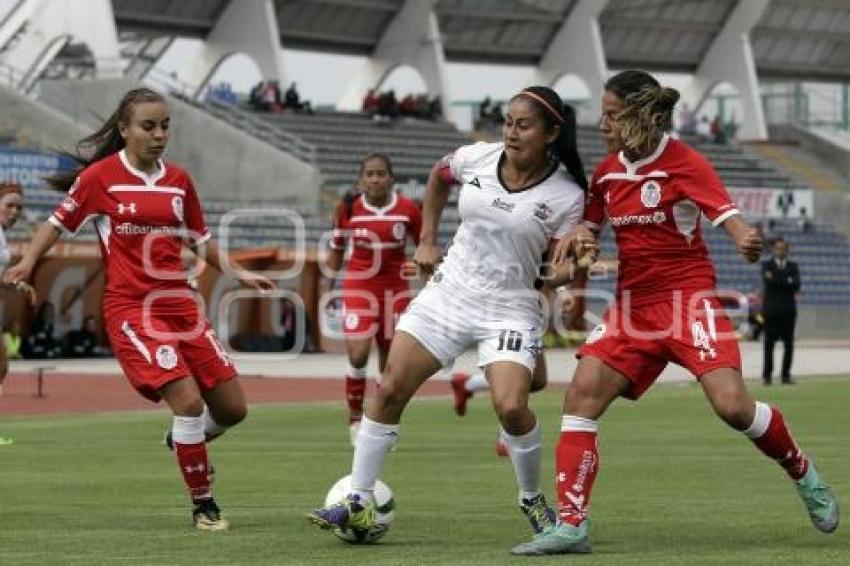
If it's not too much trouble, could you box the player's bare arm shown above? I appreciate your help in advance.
[414,160,451,274]
[2,222,61,285]
[190,237,275,292]
[721,214,763,263]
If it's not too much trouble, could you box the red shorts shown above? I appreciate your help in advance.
[340,285,412,348]
[578,294,741,399]
[105,302,237,402]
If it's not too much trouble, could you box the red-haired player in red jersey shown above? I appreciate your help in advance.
[4,88,274,531]
[326,154,422,446]
[512,70,838,556]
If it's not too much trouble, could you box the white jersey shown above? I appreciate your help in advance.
[438,141,584,314]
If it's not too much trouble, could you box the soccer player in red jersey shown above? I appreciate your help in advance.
[3,88,274,530]
[326,154,421,446]
[512,70,839,556]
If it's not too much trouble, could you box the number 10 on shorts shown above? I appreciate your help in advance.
[497,330,523,352]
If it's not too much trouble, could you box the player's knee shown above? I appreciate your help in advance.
[173,397,205,418]
[349,352,369,369]
[493,398,529,429]
[711,390,752,429]
[217,403,248,427]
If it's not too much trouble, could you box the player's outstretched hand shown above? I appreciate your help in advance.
[237,272,276,293]
[552,225,598,266]
[2,262,33,287]
[736,228,763,264]
[413,242,442,275]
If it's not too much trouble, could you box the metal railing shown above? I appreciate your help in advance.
[205,99,318,166]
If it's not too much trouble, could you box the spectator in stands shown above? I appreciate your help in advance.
[257,80,282,113]
[479,96,492,122]
[678,102,697,134]
[2,321,21,360]
[362,88,380,116]
[400,93,418,118]
[798,207,813,233]
[696,115,711,141]
[63,315,105,358]
[711,114,726,144]
[762,237,800,385]
[428,95,442,121]
[23,301,61,360]
[284,82,312,114]
[490,100,505,126]
[376,90,399,121]
[249,80,264,111]
[777,189,794,219]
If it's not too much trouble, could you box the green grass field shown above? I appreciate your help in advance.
[1,377,849,565]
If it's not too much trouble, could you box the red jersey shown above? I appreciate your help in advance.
[330,191,422,287]
[49,151,209,309]
[585,135,739,307]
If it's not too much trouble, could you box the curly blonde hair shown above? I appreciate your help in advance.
[605,71,679,155]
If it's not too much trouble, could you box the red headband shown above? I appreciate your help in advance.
[520,90,565,124]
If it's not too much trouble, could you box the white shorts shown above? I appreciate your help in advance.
[395,279,542,371]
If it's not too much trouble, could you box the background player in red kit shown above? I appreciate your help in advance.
[4,88,274,531]
[512,70,839,556]
[326,154,421,445]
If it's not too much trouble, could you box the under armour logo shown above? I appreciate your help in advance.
[564,492,586,510]
[698,348,717,361]
[118,202,137,215]
[469,177,481,188]
[184,463,206,474]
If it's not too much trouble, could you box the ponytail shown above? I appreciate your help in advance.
[46,88,166,192]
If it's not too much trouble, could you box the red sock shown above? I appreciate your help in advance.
[345,376,366,424]
[555,431,599,526]
[749,406,808,481]
[174,441,212,500]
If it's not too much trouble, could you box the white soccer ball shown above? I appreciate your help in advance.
[324,474,395,544]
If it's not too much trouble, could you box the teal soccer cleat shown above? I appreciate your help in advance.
[510,520,591,556]
[796,462,840,533]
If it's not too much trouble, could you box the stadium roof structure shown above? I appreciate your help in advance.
[3,0,850,140]
[107,0,850,82]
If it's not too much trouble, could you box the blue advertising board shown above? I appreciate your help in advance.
[0,146,77,189]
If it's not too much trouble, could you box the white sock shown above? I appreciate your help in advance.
[172,415,205,444]
[346,364,367,379]
[465,372,489,393]
[561,415,598,433]
[350,416,399,502]
[743,401,771,439]
[202,405,228,439]
[502,422,542,502]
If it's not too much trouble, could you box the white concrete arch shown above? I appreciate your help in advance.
[0,0,121,92]
[681,0,770,141]
[337,0,454,122]
[528,0,609,123]
[180,0,285,100]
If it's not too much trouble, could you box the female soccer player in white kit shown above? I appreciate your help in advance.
[309,86,589,546]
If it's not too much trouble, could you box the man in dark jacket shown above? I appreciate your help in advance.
[762,238,800,384]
